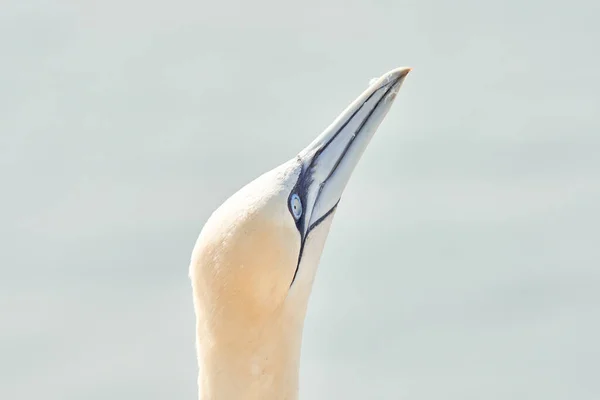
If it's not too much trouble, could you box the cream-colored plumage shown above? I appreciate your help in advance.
[189,67,411,399]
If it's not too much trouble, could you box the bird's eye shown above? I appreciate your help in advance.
[290,193,303,220]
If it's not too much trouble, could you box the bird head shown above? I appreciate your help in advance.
[190,67,411,339]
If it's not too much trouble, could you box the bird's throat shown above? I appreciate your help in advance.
[195,310,305,400]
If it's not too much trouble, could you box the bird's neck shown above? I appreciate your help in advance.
[195,305,307,400]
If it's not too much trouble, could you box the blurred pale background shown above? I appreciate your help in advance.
[1,0,599,399]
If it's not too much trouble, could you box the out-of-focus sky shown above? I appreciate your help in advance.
[1,0,599,399]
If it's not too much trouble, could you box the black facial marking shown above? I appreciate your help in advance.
[287,162,312,235]
[288,77,401,287]
[288,164,310,286]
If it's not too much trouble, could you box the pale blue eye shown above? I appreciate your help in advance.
[290,193,303,220]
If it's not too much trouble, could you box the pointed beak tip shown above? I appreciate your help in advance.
[392,66,413,78]
[375,66,412,88]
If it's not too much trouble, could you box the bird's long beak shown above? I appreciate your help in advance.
[299,67,411,231]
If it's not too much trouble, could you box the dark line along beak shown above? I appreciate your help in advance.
[299,67,412,233]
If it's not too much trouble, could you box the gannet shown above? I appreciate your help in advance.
[189,67,411,400]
